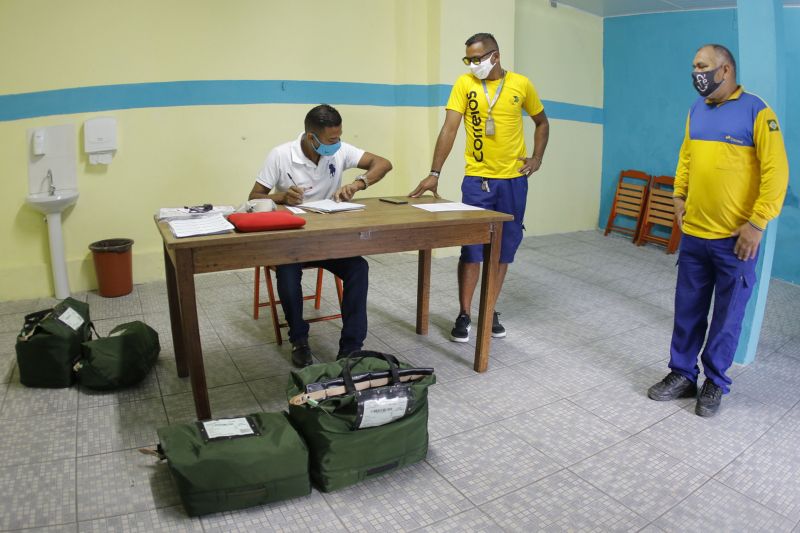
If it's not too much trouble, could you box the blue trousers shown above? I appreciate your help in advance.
[669,234,757,393]
[275,256,368,354]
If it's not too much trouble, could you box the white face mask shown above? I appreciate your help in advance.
[469,53,495,80]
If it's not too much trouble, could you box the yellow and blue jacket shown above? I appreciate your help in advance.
[675,86,789,239]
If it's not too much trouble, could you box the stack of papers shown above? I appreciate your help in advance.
[158,205,235,221]
[297,199,365,214]
[168,214,234,238]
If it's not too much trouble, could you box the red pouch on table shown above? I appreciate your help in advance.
[228,211,306,232]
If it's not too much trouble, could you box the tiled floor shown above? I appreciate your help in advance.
[1,230,800,532]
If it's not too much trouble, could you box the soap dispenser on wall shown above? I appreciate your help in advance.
[84,116,117,164]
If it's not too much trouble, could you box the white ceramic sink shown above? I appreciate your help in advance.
[26,189,79,214]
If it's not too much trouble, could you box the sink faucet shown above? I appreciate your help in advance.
[45,169,55,196]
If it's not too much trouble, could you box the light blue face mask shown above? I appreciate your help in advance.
[310,133,341,157]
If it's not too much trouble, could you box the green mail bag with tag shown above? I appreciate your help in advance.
[155,412,311,516]
[76,321,160,390]
[15,297,91,388]
[287,351,435,492]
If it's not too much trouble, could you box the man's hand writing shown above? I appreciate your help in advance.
[283,186,304,205]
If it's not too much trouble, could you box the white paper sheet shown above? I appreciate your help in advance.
[285,206,306,214]
[411,202,485,212]
[201,417,255,439]
[168,214,234,238]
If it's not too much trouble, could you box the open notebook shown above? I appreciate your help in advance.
[297,199,365,214]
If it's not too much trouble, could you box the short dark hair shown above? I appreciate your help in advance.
[304,104,342,133]
[702,43,737,75]
[465,32,499,51]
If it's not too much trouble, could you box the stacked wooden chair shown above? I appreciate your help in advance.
[636,175,682,254]
[604,170,651,241]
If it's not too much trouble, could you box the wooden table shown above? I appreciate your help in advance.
[157,197,513,419]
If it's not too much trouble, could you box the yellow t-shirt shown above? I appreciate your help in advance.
[446,71,544,178]
[674,87,789,238]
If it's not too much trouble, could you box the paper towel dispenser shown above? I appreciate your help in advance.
[84,117,117,164]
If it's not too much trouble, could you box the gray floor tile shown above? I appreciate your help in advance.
[0,459,76,530]
[163,383,261,425]
[402,343,497,384]
[78,505,202,532]
[638,392,784,476]
[427,424,561,505]
[571,366,693,434]
[0,372,78,419]
[514,350,619,395]
[201,490,345,532]
[86,291,143,320]
[716,405,800,521]
[228,343,295,380]
[247,375,291,413]
[323,460,472,532]
[155,350,244,396]
[77,398,168,456]
[77,371,161,409]
[416,508,502,532]
[76,449,179,521]
[733,353,800,409]
[570,437,708,520]
[427,383,494,442]
[0,411,77,466]
[443,366,561,420]
[501,399,630,466]
[481,470,647,531]
[655,479,795,532]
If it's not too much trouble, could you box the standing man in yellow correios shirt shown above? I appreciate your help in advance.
[409,32,549,343]
[648,44,788,417]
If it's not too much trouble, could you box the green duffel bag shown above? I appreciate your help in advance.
[76,321,160,390]
[155,412,311,516]
[15,297,91,388]
[287,351,435,492]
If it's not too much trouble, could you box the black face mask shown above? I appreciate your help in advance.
[692,66,723,97]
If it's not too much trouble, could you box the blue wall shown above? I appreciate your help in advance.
[601,8,799,284]
[774,8,800,283]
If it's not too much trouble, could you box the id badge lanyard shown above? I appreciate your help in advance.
[481,72,505,137]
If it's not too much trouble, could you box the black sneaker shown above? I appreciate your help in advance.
[647,372,697,401]
[492,311,506,338]
[336,348,358,360]
[450,313,471,343]
[696,379,723,417]
[291,341,313,368]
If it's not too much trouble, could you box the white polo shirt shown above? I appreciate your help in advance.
[256,133,365,202]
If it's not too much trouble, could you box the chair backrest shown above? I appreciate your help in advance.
[644,175,676,227]
[613,170,650,218]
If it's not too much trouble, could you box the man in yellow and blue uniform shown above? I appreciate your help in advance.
[409,32,549,343]
[648,44,789,417]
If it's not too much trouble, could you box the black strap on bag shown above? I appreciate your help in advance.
[18,309,53,340]
[340,351,413,430]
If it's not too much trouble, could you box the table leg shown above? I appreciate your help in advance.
[416,249,432,335]
[175,249,211,420]
[474,221,503,372]
[163,245,187,377]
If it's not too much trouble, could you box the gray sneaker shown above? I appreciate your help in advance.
[450,313,471,342]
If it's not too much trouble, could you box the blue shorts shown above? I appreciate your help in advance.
[460,175,528,264]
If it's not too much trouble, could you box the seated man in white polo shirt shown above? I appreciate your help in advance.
[249,104,393,367]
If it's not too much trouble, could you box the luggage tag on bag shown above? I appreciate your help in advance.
[353,384,413,430]
[58,307,85,331]
[196,416,261,443]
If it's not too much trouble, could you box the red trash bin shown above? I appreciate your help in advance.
[89,238,134,297]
